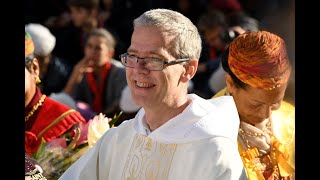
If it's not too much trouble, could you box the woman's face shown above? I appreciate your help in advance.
[227,75,288,125]
[84,35,112,67]
[25,59,40,105]
[25,67,33,95]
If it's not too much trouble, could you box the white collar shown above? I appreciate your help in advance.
[133,94,240,144]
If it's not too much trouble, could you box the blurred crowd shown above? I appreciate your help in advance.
[25,1,295,179]
[25,0,295,123]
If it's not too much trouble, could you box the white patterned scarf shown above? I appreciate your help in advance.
[238,119,273,155]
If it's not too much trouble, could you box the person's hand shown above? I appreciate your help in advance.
[64,57,94,95]
[72,57,94,83]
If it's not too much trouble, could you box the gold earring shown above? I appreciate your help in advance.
[35,76,41,84]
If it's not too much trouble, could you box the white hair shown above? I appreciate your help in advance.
[133,9,202,60]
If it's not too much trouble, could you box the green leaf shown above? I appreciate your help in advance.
[108,111,123,127]
[32,138,47,159]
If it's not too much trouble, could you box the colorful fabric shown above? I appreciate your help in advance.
[213,88,295,179]
[228,31,290,90]
[237,102,295,179]
[25,88,86,156]
[25,32,35,57]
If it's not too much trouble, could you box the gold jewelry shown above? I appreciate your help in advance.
[35,76,41,84]
[239,127,265,137]
[270,138,280,178]
[239,119,272,138]
[239,120,281,178]
[25,95,46,122]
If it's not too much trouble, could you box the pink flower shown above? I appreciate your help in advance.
[47,138,67,149]
[32,112,122,179]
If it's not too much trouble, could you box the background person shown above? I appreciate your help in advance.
[25,32,86,156]
[63,28,127,123]
[25,23,73,96]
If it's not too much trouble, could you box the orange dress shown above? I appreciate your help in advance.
[213,88,295,179]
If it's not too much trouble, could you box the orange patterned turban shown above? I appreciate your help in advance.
[25,32,34,57]
[228,31,290,90]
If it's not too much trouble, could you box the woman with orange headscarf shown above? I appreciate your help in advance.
[25,32,86,156]
[213,31,294,179]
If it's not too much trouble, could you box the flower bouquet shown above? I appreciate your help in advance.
[32,112,122,179]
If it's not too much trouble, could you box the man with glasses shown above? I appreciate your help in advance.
[60,8,246,180]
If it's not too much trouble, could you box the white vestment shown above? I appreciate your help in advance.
[59,94,247,180]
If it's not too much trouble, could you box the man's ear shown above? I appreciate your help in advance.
[180,59,198,83]
[225,74,235,94]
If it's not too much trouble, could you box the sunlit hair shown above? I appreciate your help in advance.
[87,28,116,50]
[133,8,202,60]
[223,31,291,90]
[221,47,247,89]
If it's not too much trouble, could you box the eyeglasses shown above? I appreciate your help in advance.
[120,53,191,71]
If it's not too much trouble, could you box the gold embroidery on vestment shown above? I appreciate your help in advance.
[122,134,177,180]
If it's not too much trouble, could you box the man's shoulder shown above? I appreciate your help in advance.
[105,119,135,137]
[208,95,235,107]
[189,93,235,110]
[111,59,125,68]
[95,119,136,148]
[206,95,237,116]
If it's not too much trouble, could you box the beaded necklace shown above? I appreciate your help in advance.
[25,95,46,122]
[239,119,281,179]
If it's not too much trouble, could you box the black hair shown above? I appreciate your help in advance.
[197,9,227,33]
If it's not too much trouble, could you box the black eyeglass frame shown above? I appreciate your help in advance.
[119,53,191,71]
